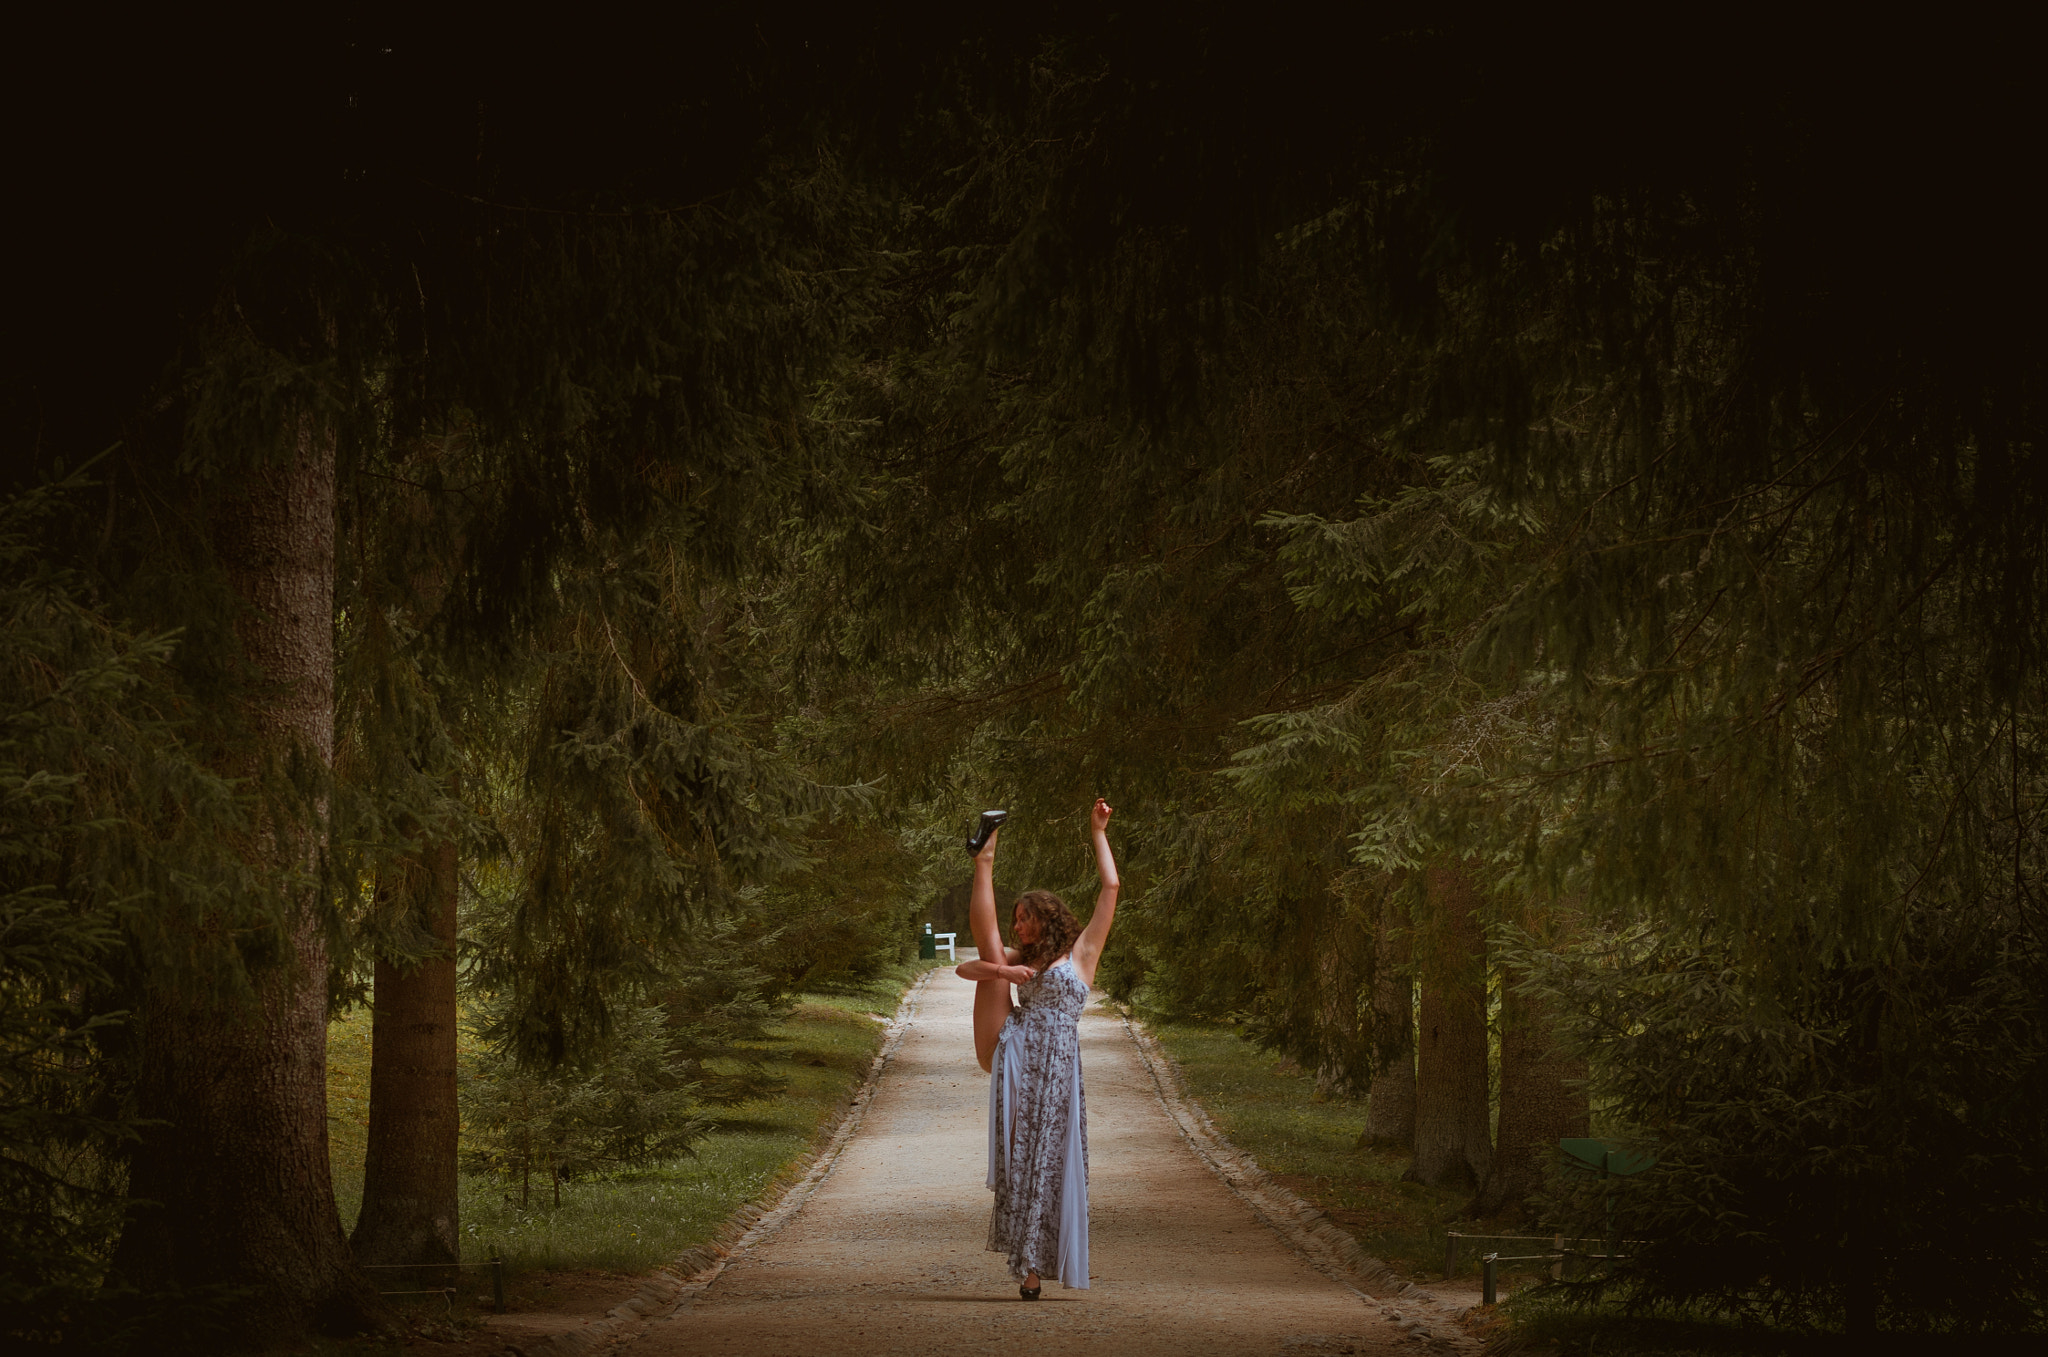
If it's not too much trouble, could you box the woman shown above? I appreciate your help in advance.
[953,798,1119,1300]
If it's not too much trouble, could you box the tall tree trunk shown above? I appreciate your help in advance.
[346,479,468,1277]
[1312,887,1369,1100]
[1468,978,1587,1219]
[350,836,461,1273]
[1405,864,1492,1190]
[932,878,971,937]
[1359,889,1415,1147]
[112,416,385,1346]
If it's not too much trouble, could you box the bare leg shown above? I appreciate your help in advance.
[968,832,1010,1073]
[973,980,1010,1074]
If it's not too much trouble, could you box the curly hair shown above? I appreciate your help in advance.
[1013,889,1083,973]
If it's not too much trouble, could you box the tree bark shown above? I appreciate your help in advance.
[1468,978,1587,1220]
[1312,892,1369,1100]
[350,837,461,1273]
[1358,891,1415,1147]
[112,416,385,1346]
[344,471,468,1278]
[931,878,971,938]
[1405,864,1492,1190]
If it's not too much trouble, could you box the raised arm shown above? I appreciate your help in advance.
[1070,798,1119,988]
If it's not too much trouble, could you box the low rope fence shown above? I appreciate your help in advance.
[1443,1232,1647,1303]
[358,1256,506,1315]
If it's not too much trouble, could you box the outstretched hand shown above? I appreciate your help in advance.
[1091,797,1114,833]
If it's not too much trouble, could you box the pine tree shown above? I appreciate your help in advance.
[1405,867,1491,1191]
[330,435,479,1275]
[1357,890,1415,1149]
[0,471,247,1345]
[10,18,889,1340]
[809,26,2046,1310]
[1469,978,1585,1221]
[348,842,461,1273]
[110,391,386,1338]
[9,14,2043,1340]
[459,998,707,1209]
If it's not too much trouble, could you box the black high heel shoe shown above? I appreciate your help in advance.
[1018,1282,1040,1301]
[966,809,1008,856]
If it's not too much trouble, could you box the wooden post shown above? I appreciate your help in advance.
[1443,1231,1459,1280]
[1482,1253,1498,1306]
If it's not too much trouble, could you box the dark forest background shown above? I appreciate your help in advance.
[3,8,2042,1349]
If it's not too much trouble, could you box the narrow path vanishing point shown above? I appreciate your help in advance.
[615,962,1444,1357]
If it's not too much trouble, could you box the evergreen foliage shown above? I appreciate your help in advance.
[741,816,925,1000]
[454,533,882,1069]
[8,20,900,1338]
[791,23,2047,1331]
[0,473,247,1342]
[1516,918,2047,1333]
[3,13,2043,1341]
[459,997,708,1205]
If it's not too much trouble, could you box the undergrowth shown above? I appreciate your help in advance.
[1490,1286,2040,1356]
[326,958,942,1280]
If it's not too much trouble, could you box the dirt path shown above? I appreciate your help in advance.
[610,966,1433,1357]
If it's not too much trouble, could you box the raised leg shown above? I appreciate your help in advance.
[968,831,1010,1072]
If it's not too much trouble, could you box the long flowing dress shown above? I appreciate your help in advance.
[986,955,1090,1288]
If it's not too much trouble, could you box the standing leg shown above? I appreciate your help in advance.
[968,831,1010,1072]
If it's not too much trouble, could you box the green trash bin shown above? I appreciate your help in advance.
[918,922,937,960]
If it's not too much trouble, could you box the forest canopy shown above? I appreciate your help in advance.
[3,10,2041,1348]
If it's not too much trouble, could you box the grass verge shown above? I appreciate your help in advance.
[1141,1017,2005,1354]
[1146,1014,1550,1287]
[326,958,944,1282]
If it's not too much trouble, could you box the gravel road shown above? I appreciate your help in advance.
[620,963,1422,1357]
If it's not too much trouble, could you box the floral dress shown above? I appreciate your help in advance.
[986,954,1090,1288]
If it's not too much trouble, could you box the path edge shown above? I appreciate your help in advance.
[1117,1007,1485,1353]
[508,967,940,1357]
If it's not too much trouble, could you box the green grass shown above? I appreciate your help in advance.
[1144,1020,2041,1353]
[1148,1015,1513,1283]
[326,958,944,1279]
